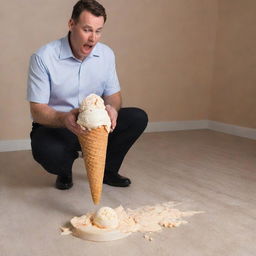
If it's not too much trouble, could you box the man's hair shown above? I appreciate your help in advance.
[71,0,107,23]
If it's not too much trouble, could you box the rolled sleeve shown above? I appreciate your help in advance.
[27,54,50,104]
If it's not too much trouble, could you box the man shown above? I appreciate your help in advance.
[27,0,148,190]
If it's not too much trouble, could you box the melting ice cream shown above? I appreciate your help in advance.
[77,94,111,132]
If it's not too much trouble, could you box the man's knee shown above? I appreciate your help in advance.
[31,141,76,175]
[129,108,148,131]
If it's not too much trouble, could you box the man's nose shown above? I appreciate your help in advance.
[89,32,96,42]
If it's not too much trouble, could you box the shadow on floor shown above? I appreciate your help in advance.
[1,150,53,189]
[0,150,85,216]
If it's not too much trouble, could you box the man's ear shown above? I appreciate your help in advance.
[68,19,75,31]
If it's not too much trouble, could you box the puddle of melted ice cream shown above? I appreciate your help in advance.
[61,202,203,241]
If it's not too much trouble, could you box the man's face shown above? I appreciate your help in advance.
[69,10,104,60]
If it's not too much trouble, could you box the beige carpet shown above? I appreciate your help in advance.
[1,130,255,256]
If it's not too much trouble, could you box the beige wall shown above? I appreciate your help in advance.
[210,0,256,128]
[102,0,217,123]
[1,0,254,140]
[0,0,74,140]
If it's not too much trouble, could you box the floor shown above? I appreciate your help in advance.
[1,130,256,256]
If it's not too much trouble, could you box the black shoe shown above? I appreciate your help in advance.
[103,173,131,187]
[55,174,73,190]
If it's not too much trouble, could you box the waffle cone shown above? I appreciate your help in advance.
[78,126,109,204]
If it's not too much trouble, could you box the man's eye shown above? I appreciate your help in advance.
[84,28,93,32]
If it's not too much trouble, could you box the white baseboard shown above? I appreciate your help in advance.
[208,120,256,140]
[0,120,255,152]
[0,139,31,152]
[144,120,209,132]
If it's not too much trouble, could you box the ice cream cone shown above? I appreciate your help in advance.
[78,126,109,204]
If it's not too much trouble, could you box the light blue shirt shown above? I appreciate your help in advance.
[27,35,120,112]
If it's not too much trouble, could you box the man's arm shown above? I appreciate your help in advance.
[103,92,122,131]
[103,92,122,111]
[30,102,83,135]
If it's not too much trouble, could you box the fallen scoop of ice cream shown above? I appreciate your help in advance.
[69,206,129,242]
[77,94,111,132]
[92,207,119,229]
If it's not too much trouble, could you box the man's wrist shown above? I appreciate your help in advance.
[56,112,68,128]
[106,104,119,113]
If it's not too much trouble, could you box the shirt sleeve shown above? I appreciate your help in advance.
[26,54,50,103]
[103,51,121,96]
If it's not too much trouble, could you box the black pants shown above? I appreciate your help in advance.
[30,108,148,177]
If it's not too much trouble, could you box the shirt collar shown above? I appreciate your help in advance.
[59,33,100,61]
[59,34,74,60]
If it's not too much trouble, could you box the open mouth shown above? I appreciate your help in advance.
[84,44,93,49]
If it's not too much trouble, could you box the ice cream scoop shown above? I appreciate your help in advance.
[77,94,111,132]
[92,207,119,229]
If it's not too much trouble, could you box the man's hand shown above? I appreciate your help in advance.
[103,92,122,132]
[63,108,87,136]
[105,104,118,132]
